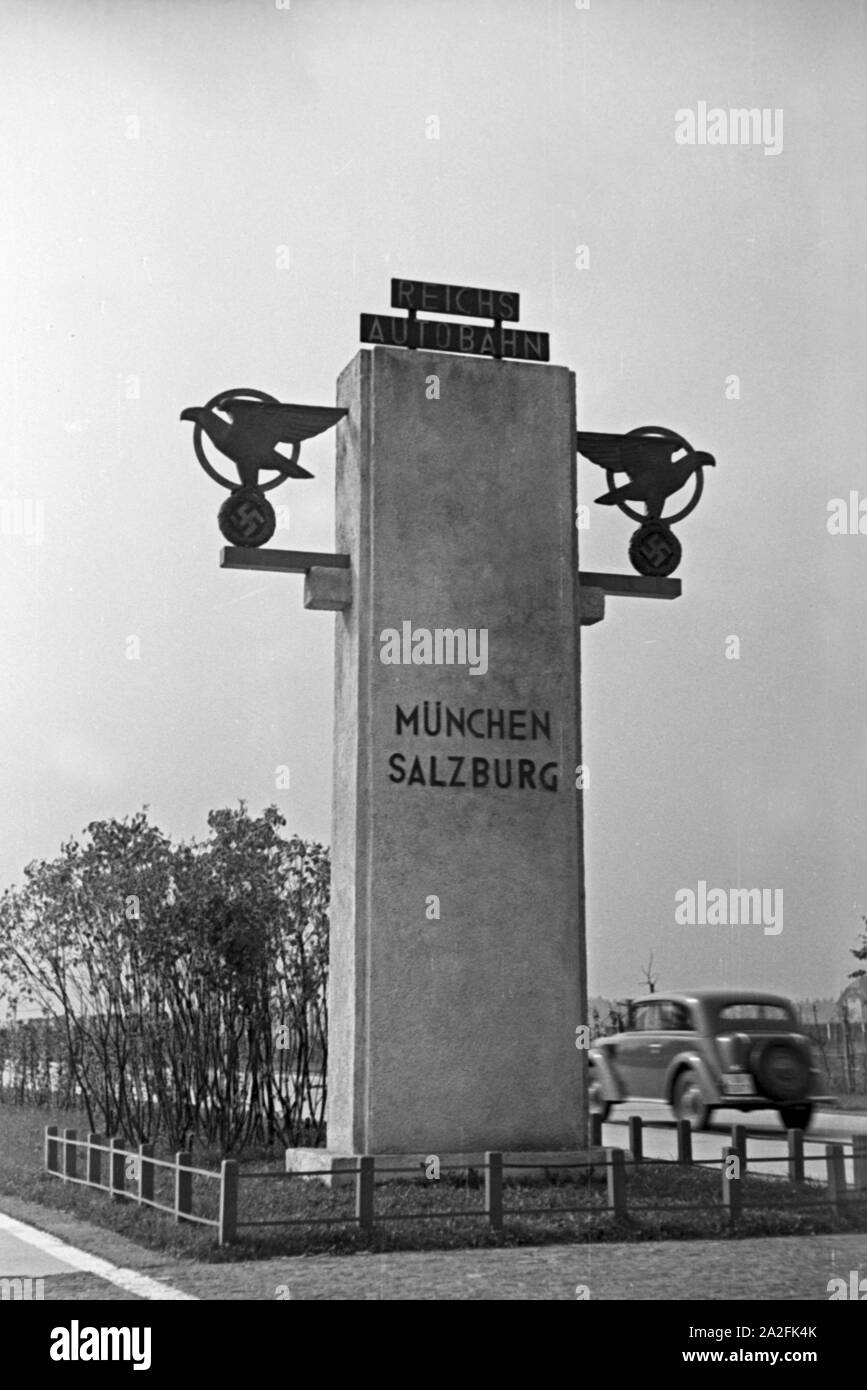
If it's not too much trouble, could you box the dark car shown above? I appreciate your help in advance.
[588,990,823,1131]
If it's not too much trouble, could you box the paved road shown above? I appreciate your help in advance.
[0,1209,195,1300]
[601,1103,866,1183]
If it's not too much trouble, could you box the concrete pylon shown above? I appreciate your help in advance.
[294,345,588,1170]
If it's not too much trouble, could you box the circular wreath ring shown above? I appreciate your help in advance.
[604,425,705,526]
[192,388,300,493]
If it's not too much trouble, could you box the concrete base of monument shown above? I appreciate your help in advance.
[283,1147,611,1188]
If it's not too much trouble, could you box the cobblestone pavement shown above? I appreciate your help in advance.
[1,1193,864,1300]
[155,1232,867,1301]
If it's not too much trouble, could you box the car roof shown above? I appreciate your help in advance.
[629,989,794,1009]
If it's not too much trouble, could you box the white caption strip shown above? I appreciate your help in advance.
[0,1211,197,1300]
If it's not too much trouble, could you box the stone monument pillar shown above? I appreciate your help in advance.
[320,344,587,1162]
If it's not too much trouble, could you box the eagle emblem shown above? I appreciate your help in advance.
[181,388,347,547]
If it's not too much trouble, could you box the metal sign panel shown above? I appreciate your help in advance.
[360,313,549,362]
[390,278,520,322]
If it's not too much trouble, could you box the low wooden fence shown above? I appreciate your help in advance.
[44,1126,221,1234]
[44,1119,867,1246]
[595,1112,867,1224]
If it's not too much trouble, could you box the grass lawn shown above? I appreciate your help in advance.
[1,1102,865,1262]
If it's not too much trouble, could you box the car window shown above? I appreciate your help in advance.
[632,1003,660,1031]
[658,1000,693,1031]
[717,1002,792,1024]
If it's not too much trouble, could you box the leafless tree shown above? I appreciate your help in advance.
[639,952,658,994]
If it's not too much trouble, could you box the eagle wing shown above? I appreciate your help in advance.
[576,432,679,475]
[223,402,348,449]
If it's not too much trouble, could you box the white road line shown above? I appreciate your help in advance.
[0,1212,197,1301]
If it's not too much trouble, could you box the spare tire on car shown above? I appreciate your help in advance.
[750,1039,811,1102]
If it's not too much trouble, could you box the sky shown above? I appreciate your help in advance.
[1,0,866,1005]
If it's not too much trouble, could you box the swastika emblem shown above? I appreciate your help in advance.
[576,423,715,578]
[629,521,682,577]
[181,385,346,551]
[218,487,276,547]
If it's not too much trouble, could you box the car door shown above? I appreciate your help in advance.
[613,1002,660,1097]
[643,999,695,1099]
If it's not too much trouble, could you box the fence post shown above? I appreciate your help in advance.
[63,1129,77,1182]
[787,1128,804,1184]
[676,1119,692,1165]
[219,1159,238,1246]
[356,1155,374,1233]
[627,1115,643,1162]
[589,1113,602,1146]
[45,1125,58,1175]
[87,1134,102,1187]
[721,1146,741,1225]
[139,1144,154,1205]
[606,1148,626,1218]
[852,1135,867,1195]
[109,1138,125,1200]
[175,1151,192,1223]
[731,1123,747,1174]
[826,1142,847,1215]
[485,1151,503,1232]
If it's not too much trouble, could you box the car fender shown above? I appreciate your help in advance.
[664,1051,718,1105]
[806,1067,824,1099]
[587,1047,622,1101]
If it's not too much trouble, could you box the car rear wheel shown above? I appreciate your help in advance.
[672,1070,711,1131]
[778,1103,813,1131]
[588,1069,611,1123]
